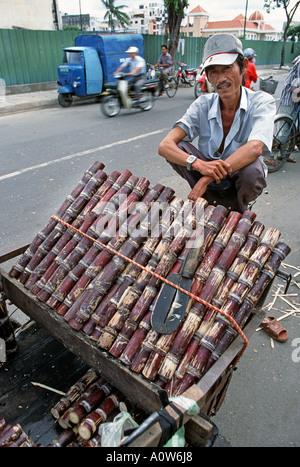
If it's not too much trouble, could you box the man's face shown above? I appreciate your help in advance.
[161,46,167,55]
[206,60,247,100]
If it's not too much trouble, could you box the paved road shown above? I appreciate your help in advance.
[0,73,299,447]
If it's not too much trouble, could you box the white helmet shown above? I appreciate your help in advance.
[126,46,139,54]
[243,48,256,59]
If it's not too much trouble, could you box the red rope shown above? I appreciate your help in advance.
[51,215,249,364]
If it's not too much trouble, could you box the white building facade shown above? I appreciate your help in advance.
[0,0,60,30]
[129,2,167,35]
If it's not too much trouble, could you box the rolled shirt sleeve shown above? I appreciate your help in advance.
[247,92,276,153]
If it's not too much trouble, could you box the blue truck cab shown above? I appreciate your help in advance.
[57,33,144,107]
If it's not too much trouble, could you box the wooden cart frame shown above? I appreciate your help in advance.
[0,242,290,447]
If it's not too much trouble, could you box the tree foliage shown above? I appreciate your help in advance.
[264,0,300,66]
[287,23,300,41]
[101,0,131,32]
[164,0,189,69]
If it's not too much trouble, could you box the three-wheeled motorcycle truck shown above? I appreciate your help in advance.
[57,33,145,107]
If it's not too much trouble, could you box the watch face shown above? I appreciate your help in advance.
[187,155,197,170]
[187,155,196,164]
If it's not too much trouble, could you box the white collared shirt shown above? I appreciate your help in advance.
[174,86,276,161]
[122,55,146,75]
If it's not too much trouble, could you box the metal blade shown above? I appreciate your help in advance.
[162,276,192,334]
[151,273,181,334]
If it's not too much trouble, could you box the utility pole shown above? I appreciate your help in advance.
[79,0,83,30]
[53,0,60,30]
[243,0,248,38]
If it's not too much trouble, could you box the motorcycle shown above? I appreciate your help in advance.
[175,62,197,87]
[100,73,157,117]
[194,65,214,99]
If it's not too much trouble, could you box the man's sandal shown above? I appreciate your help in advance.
[264,158,278,166]
[287,156,296,163]
[261,316,288,342]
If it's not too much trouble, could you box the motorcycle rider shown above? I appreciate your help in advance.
[154,45,173,91]
[196,63,213,94]
[115,46,146,104]
[158,34,276,213]
[243,48,258,89]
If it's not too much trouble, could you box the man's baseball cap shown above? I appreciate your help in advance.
[202,34,243,71]
[126,46,139,53]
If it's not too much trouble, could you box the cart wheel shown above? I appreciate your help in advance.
[58,93,73,107]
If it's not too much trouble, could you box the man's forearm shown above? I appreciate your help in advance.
[159,128,231,182]
[188,176,213,202]
[158,128,191,166]
[225,140,265,172]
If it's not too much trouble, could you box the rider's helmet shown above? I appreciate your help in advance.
[243,48,256,59]
[126,46,139,54]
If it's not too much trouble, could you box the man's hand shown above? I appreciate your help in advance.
[194,159,232,183]
[188,176,212,201]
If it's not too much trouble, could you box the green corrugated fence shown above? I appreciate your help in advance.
[144,35,300,68]
[0,29,78,86]
[0,29,299,87]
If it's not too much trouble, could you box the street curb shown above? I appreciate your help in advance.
[0,98,58,115]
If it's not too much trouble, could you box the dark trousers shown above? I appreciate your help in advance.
[167,141,267,213]
[128,75,145,100]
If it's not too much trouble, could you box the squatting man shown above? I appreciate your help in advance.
[158,34,276,214]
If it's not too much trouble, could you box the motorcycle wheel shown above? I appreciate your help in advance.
[188,76,196,87]
[166,78,177,98]
[194,82,205,99]
[58,93,73,107]
[101,95,121,117]
[139,91,154,111]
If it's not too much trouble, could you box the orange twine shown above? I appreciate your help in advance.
[51,215,249,364]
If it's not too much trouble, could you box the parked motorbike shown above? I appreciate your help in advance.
[100,73,157,117]
[175,62,197,87]
[194,65,214,99]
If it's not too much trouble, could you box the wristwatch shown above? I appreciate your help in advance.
[186,155,197,171]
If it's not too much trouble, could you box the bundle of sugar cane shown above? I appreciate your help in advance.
[9,161,105,280]
[0,418,35,447]
[8,161,291,400]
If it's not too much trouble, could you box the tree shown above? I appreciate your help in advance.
[287,24,300,53]
[164,0,189,70]
[101,0,130,32]
[264,0,300,67]
[287,23,300,41]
